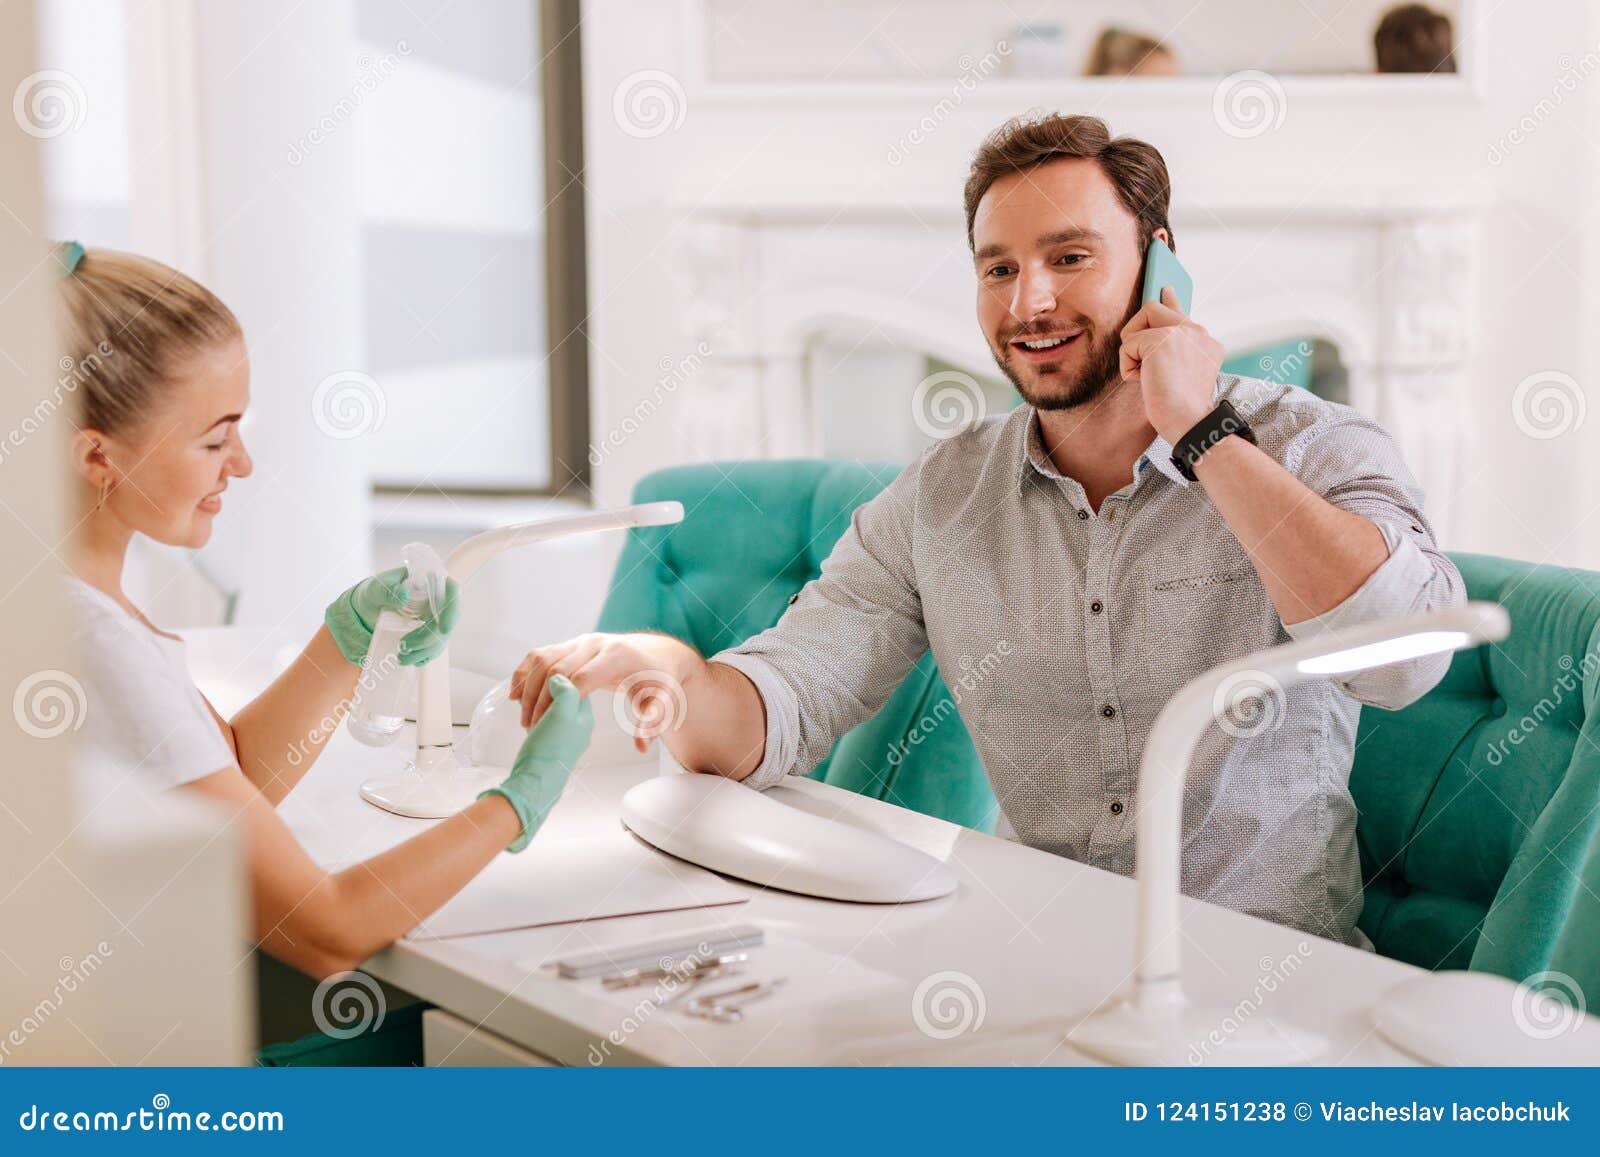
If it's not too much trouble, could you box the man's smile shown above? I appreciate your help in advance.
[1008,329,1084,364]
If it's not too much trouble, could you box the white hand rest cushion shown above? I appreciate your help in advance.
[620,773,958,903]
[1373,970,1600,1065]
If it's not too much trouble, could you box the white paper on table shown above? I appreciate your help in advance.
[696,937,902,1016]
[402,827,749,941]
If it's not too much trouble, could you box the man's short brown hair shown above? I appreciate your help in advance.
[1373,4,1455,74]
[963,113,1173,255]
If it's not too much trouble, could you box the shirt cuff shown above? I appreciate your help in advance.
[1281,520,1435,641]
[707,649,799,792]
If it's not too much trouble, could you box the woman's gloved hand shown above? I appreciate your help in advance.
[324,567,462,667]
[479,675,594,852]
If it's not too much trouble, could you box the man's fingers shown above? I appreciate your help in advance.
[516,645,569,727]
[1121,328,1157,380]
[509,657,532,700]
[1143,295,1186,325]
[527,639,606,727]
[1120,303,1153,341]
[519,668,548,729]
[630,684,669,753]
[1121,297,1185,343]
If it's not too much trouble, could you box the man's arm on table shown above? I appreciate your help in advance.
[510,460,931,786]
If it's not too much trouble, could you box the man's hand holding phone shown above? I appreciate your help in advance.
[1121,240,1225,445]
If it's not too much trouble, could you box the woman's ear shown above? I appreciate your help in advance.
[1152,227,1171,248]
[69,427,114,489]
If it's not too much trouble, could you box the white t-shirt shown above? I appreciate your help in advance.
[63,578,237,815]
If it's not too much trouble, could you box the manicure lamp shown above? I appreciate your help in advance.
[1066,601,1510,1066]
[359,501,684,818]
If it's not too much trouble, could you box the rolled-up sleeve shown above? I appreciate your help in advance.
[1279,413,1466,709]
[709,458,929,791]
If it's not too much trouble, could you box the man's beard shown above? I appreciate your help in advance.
[991,286,1142,412]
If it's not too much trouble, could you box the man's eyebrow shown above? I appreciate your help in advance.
[973,227,1106,263]
[1036,228,1104,247]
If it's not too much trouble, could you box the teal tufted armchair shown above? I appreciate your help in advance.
[597,463,1600,1007]
[1350,552,1600,1001]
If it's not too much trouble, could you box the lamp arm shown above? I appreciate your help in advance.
[443,501,684,583]
[1126,601,1509,1013]
[1130,660,1301,1009]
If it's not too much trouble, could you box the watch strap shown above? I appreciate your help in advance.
[1172,399,1256,482]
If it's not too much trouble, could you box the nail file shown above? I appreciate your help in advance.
[554,924,764,979]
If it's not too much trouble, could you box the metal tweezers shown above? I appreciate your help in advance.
[678,978,788,1023]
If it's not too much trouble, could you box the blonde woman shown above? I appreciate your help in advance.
[56,242,591,981]
[1083,28,1177,77]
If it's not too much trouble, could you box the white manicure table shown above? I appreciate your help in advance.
[188,627,1425,1068]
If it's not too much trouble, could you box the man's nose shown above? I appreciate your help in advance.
[1009,266,1057,323]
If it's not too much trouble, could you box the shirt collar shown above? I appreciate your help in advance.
[1015,375,1239,494]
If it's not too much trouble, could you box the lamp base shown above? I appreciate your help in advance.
[1067,993,1327,1066]
[359,746,504,818]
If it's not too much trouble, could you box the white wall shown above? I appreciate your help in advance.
[191,3,372,632]
[583,0,1600,571]
[2,0,249,1065]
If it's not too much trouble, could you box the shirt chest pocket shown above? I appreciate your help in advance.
[1135,557,1274,679]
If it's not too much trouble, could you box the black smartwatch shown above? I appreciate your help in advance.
[1170,399,1256,482]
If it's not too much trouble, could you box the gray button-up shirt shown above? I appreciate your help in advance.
[713,374,1464,947]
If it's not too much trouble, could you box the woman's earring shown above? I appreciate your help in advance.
[96,478,109,510]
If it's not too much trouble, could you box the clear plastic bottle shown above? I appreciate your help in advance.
[345,542,447,746]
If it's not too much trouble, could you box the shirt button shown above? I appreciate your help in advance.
[1089,599,1103,614]
[1100,704,1117,719]
[1076,509,1089,521]
[1109,800,1124,816]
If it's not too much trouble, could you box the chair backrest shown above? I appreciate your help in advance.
[596,460,998,831]
[1351,552,1600,1007]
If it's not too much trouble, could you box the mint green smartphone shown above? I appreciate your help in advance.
[1141,236,1192,313]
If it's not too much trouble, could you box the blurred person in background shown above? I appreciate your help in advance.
[1374,3,1456,73]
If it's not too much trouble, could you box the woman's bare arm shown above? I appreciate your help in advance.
[221,626,362,806]
[181,763,520,980]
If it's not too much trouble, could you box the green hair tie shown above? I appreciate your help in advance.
[54,241,85,277]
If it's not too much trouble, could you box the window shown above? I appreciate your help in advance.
[356,0,588,499]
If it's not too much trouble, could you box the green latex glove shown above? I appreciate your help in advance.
[480,675,594,853]
[324,566,462,667]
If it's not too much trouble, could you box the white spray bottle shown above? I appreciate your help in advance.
[345,542,447,747]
